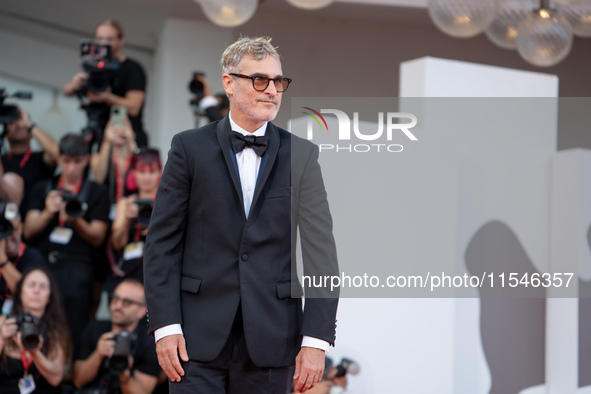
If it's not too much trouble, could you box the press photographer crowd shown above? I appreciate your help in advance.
[0,19,356,394]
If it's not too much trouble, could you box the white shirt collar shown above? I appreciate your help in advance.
[229,111,267,138]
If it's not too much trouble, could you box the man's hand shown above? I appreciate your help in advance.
[70,72,89,91]
[87,88,112,104]
[155,334,188,382]
[44,190,62,216]
[293,347,325,393]
[96,331,116,358]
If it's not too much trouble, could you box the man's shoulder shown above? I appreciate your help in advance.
[175,122,220,143]
[273,124,317,158]
[121,57,145,71]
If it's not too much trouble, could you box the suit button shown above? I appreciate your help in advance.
[241,254,249,261]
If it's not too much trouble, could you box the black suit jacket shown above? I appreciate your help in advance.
[144,116,339,368]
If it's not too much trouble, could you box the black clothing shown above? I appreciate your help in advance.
[104,218,145,295]
[75,319,160,394]
[0,245,48,302]
[25,180,110,257]
[0,349,60,394]
[175,306,294,394]
[1,151,56,208]
[25,178,110,349]
[110,58,148,147]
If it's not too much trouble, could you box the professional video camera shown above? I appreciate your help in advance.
[108,330,135,375]
[0,89,32,124]
[16,311,41,350]
[79,41,119,94]
[61,191,88,218]
[0,202,19,240]
[134,199,153,227]
[76,41,120,149]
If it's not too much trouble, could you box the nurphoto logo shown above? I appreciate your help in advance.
[302,107,418,153]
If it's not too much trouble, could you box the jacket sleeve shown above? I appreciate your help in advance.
[144,133,192,335]
[297,142,340,346]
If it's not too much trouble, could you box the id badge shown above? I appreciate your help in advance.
[18,374,35,394]
[2,299,13,315]
[49,227,73,245]
[109,203,117,221]
[123,241,144,261]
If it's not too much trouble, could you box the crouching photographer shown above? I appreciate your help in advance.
[104,148,161,294]
[0,267,71,393]
[73,279,159,394]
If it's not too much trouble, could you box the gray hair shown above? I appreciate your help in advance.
[221,36,280,74]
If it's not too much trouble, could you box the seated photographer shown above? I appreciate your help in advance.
[0,204,48,303]
[73,279,159,394]
[1,105,58,206]
[105,148,160,294]
[0,267,71,393]
[23,134,109,349]
[90,118,138,208]
[62,19,148,147]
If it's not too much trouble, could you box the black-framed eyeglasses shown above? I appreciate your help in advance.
[229,73,292,92]
[110,293,145,308]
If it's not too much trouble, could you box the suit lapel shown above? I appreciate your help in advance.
[216,117,246,220]
[250,122,280,216]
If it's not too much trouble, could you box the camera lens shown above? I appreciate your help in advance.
[65,200,83,218]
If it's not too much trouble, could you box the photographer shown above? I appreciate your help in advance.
[73,279,159,394]
[62,19,148,147]
[0,206,48,302]
[0,267,71,393]
[23,134,109,349]
[105,148,160,293]
[190,74,230,124]
[1,105,58,205]
[90,118,138,207]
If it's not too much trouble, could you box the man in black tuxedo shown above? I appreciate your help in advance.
[144,36,339,394]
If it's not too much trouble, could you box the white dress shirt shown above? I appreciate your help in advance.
[154,113,330,353]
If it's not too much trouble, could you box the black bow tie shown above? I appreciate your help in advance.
[231,131,268,156]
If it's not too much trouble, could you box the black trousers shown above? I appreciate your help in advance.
[169,306,295,394]
[48,255,94,351]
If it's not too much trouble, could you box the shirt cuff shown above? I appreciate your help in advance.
[154,324,183,343]
[301,336,331,353]
[199,96,218,111]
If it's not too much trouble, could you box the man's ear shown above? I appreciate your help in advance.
[222,74,234,97]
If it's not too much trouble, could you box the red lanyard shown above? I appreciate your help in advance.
[112,153,132,202]
[20,349,33,373]
[7,149,32,169]
[134,223,142,242]
[57,176,83,227]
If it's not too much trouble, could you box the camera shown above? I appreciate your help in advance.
[0,202,19,240]
[62,191,88,218]
[109,330,135,375]
[76,41,120,148]
[0,89,32,124]
[15,312,41,350]
[188,72,205,96]
[334,358,360,378]
[135,199,153,227]
[79,41,119,94]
